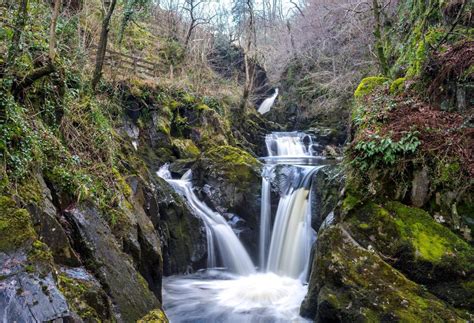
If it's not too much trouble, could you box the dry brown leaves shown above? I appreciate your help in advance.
[384,94,473,176]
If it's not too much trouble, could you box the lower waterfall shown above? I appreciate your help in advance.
[160,132,323,322]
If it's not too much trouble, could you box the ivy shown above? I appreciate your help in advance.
[351,131,421,171]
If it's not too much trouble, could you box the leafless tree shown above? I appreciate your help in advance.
[92,0,118,90]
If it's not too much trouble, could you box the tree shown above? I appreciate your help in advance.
[12,0,62,96]
[49,0,62,61]
[182,0,214,51]
[233,0,257,110]
[92,0,118,90]
[372,0,389,75]
[7,0,29,67]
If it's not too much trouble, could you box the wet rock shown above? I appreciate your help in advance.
[300,225,467,322]
[0,251,76,322]
[64,203,160,322]
[411,167,430,207]
[58,266,113,321]
[310,165,344,232]
[152,176,207,275]
[122,176,164,300]
[26,174,80,266]
[193,145,262,260]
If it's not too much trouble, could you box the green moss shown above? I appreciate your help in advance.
[386,201,473,265]
[28,240,53,263]
[342,193,362,213]
[172,139,201,159]
[406,27,444,78]
[196,103,210,111]
[354,77,389,99]
[389,77,406,94]
[138,309,168,323]
[438,162,461,185]
[57,273,101,321]
[201,145,260,184]
[112,167,132,197]
[0,196,36,251]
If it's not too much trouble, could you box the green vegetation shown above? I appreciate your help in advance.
[354,77,390,99]
[0,196,36,251]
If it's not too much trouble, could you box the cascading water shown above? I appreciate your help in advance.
[157,165,255,276]
[161,131,324,322]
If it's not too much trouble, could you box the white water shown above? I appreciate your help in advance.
[258,88,279,114]
[157,166,255,276]
[262,132,321,279]
[161,131,323,322]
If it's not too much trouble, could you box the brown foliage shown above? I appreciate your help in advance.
[426,40,474,99]
[384,94,473,176]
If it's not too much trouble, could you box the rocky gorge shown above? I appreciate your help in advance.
[1,0,473,322]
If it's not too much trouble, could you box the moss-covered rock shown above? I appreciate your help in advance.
[138,308,169,323]
[354,77,390,99]
[343,200,474,310]
[301,225,468,322]
[0,196,36,251]
[172,138,201,159]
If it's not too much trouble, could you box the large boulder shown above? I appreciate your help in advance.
[300,225,468,322]
[344,200,474,309]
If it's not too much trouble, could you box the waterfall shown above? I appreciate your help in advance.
[158,166,255,276]
[259,171,272,269]
[162,131,324,322]
[261,132,322,279]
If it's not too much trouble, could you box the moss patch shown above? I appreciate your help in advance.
[138,309,168,323]
[354,77,389,99]
[0,196,36,251]
[386,201,473,266]
[200,145,261,184]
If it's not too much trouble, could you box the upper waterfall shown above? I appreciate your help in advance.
[262,132,323,166]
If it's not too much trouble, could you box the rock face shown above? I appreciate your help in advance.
[153,177,207,275]
[64,203,161,322]
[310,165,344,232]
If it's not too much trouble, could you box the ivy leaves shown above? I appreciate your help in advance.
[352,131,421,171]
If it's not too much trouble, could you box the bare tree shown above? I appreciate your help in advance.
[182,0,214,51]
[92,0,118,90]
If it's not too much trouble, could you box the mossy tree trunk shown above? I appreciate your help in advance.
[7,0,28,67]
[372,0,389,76]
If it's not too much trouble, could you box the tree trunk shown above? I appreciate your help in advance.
[8,0,28,66]
[49,0,62,61]
[372,0,389,76]
[92,0,118,90]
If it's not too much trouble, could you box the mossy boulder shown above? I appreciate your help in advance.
[301,225,468,322]
[172,138,201,159]
[345,201,474,281]
[354,76,390,99]
[344,200,474,310]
